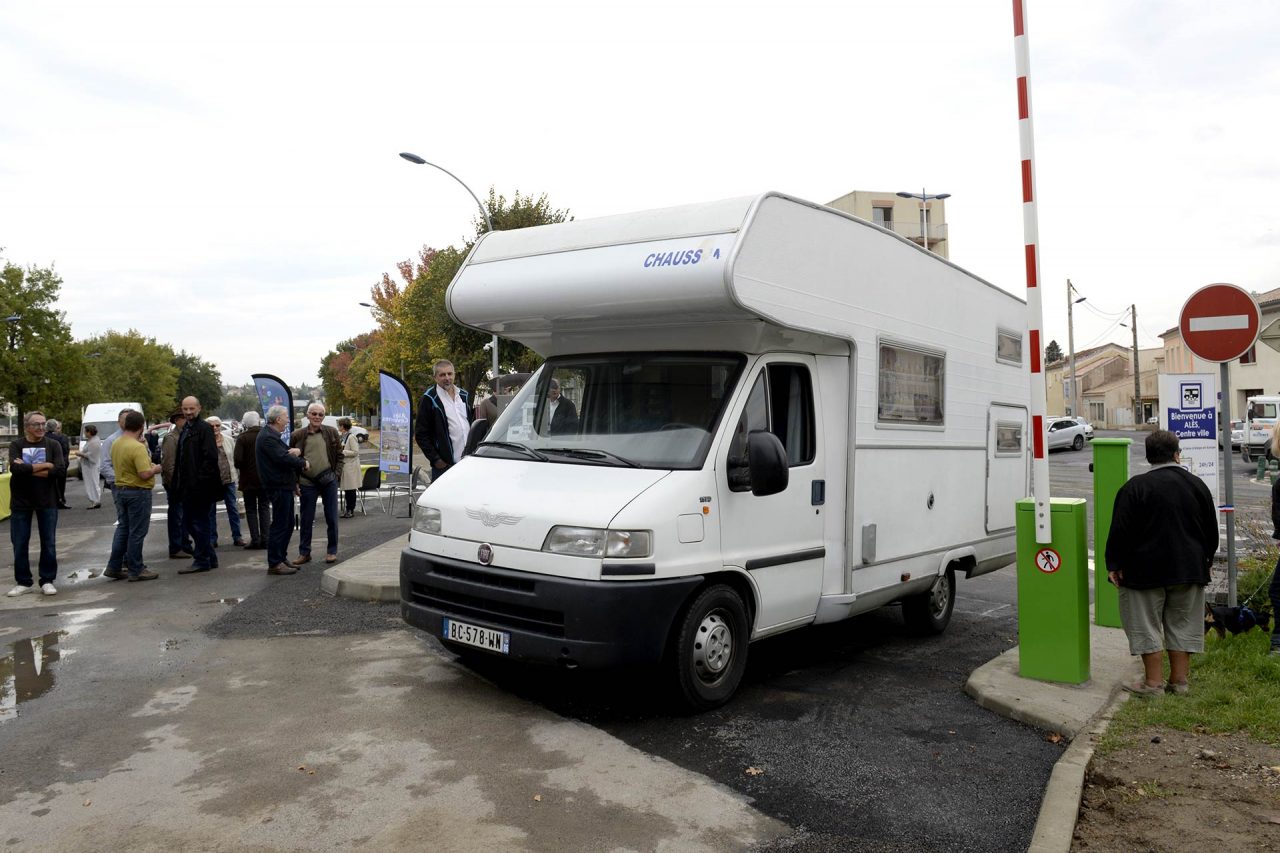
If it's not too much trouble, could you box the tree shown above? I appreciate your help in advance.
[217,388,259,421]
[0,258,87,425]
[77,330,180,422]
[378,189,572,396]
[1045,339,1063,364]
[173,351,222,414]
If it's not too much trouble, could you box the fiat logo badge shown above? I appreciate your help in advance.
[477,543,494,565]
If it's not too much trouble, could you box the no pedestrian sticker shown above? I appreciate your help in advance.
[1035,547,1061,574]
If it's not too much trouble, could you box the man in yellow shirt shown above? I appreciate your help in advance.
[105,411,162,582]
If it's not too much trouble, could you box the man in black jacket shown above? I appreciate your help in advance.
[255,404,307,575]
[46,419,72,509]
[414,359,474,481]
[1106,430,1218,697]
[173,396,224,574]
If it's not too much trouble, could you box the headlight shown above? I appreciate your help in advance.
[413,505,442,535]
[542,526,653,558]
[543,526,606,556]
[606,530,652,558]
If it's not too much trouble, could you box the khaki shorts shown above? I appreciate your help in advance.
[1117,583,1205,655]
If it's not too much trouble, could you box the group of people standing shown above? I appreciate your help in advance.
[6,398,364,594]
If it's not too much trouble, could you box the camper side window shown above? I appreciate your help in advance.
[726,364,815,492]
[877,342,944,427]
[997,330,1022,366]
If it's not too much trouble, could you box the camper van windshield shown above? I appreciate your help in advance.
[476,353,745,470]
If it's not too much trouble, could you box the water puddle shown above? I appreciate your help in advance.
[0,631,69,722]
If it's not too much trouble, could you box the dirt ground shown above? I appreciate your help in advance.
[1072,728,1280,851]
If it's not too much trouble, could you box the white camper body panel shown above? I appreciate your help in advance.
[81,402,144,440]
[407,192,1028,676]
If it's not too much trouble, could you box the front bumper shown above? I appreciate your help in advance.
[399,548,702,668]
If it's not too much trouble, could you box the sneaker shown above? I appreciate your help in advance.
[6,584,34,597]
[41,583,57,596]
[128,570,159,582]
[1122,679,1166,696]
[1167,681,1190,696]
[103,569,128,580]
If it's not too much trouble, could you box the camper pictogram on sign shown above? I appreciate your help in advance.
[1035,547,1061,574]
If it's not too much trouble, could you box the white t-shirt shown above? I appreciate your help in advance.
[439,385,470,462]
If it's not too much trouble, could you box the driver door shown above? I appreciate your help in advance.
[716,357,825,632]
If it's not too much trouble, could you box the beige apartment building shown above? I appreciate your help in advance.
[826,190,949,258]
[1045,342,1160,427]
[1160,285,1280,416]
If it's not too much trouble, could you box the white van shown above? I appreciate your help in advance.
[1241,394,1280,463]
[399,193,1030,709]
[81,402,144,442]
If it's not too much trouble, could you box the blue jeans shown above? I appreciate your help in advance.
[10,507,59,587]
[207,482,243,545]
[265,489,295,567]
[183,497,218,569]
[108,488,153,576]
[298,479,339,557]
[165,488,193,555]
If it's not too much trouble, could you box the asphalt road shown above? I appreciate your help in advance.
[4,437,1265,851]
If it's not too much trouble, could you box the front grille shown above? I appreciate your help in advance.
[409,582,566,638]
[431,562,536,593]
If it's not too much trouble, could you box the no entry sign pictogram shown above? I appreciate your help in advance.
[1179,283,1261,363]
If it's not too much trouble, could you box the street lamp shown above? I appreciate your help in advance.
[1066,280,1086,418]
[5,313,22,428]
[895,189,951,253]
[399,151,500,382]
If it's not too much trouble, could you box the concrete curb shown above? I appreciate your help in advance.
[319,536,406,602]
[1027,691,1127,853]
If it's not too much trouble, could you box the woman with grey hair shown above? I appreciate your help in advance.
[233,410,270,549]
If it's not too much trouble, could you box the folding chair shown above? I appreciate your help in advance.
[387,466,430,518]
[356,465,382,514]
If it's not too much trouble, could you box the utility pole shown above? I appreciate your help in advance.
[1131,304,1142,426]
[1066,280,1080,418]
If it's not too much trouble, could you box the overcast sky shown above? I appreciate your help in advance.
[2,0,1277,389]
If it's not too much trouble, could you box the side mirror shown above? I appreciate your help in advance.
[746,430,789,497]
[463,419,491,456]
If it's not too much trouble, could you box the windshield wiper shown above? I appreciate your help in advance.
[476,441,549,462]
[540,447,640,468]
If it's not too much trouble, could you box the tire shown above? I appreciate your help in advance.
[1072,435,1084,451]
[902,569,956,635]
[1243,447,1253,464]
[669,584,749,712]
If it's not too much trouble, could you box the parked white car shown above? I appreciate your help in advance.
[1230,419,1244,452]
[322,416,370,443]
[1046,417,1089,451]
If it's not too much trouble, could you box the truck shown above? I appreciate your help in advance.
[1240,394,1280,463]
[399,192,1031,709]
[81,402,144,443]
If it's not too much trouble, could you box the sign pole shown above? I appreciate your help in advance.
[1221,361,1237,606]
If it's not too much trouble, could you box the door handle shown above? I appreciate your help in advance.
[811,479,825,506]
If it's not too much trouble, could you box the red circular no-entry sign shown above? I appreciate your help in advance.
[1179,283,1261,363]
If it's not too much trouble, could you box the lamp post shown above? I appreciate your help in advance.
[895,189,950,253]
[398,152,499,382]
[1119,304,1142,426]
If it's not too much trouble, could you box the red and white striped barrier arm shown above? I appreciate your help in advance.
[1014,0,1052,544]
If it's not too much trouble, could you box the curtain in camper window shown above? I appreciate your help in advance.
[878,343,944,426]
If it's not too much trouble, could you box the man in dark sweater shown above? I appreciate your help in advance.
[6,411,67,596]
[255,404,307,575]
[1106,430,1218,696]
[173,395,224,574]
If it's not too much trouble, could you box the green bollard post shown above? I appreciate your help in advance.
[1016,498,1089,683]
[1091,438,1131,628]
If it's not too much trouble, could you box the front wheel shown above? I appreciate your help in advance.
[1072,435,1085,451]
[902,569,956,635]
[669,584,749,712]
[1243,447,1253,464]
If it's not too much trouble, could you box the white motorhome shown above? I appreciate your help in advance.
[399,193,1030,709]
[1241,394,1280,463]
[81,402,143,441]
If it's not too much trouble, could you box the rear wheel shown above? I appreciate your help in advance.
[1243,446,1253,464]
[903,569,956,635]
[1072,434,1085,451]
[669,584,749,712]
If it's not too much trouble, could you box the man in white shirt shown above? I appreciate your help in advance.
[414,359,474,479]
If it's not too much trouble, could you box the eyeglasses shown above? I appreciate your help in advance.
[28,423,46,429]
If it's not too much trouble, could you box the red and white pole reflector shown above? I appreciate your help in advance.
[1014,0,1052,544]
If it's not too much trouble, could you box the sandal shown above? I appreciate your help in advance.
[1122,679,1166,696]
